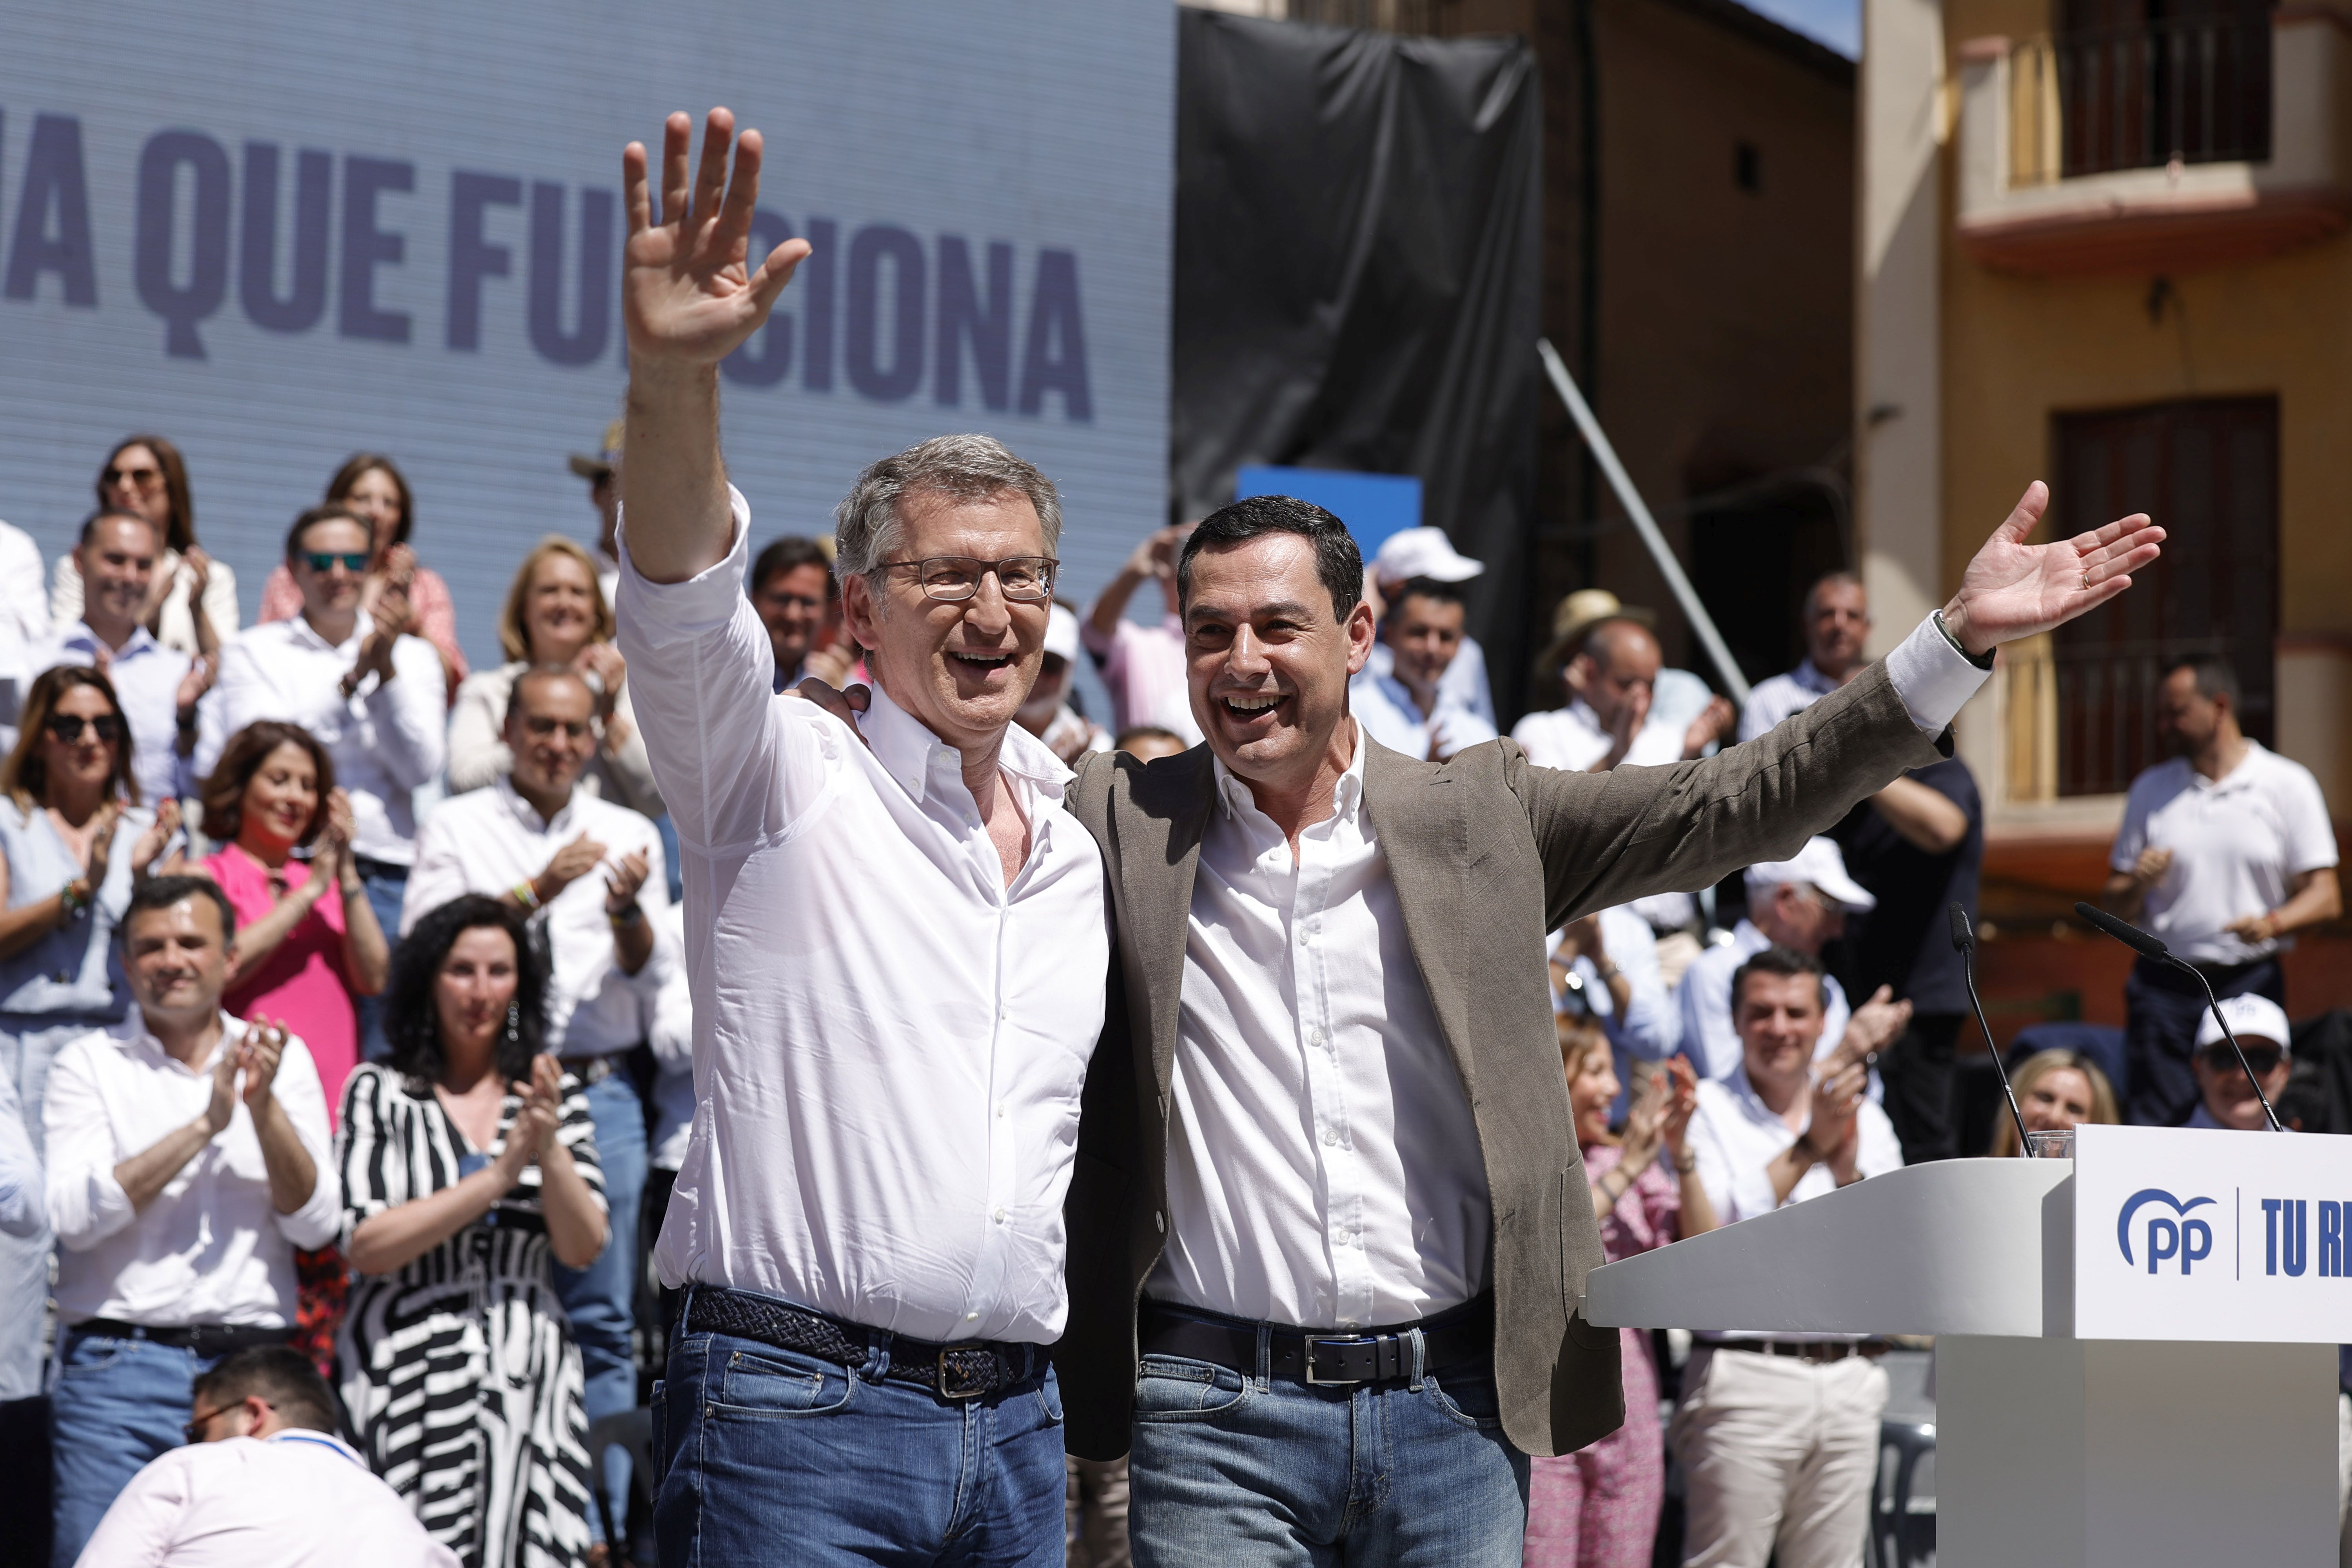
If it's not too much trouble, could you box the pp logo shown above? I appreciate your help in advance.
[2117,1188,2216,1275]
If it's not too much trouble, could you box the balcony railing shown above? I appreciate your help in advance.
[2009,15,2273,187]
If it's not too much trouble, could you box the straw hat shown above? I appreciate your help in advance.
[1534,588,1655,677]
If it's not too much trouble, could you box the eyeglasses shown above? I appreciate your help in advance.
[877,556,1057,603]
[103,465,164,491]
[183,1396,269,1443]
[45,714,124,745]
[2202,1044,2284,1078]
[300,552,370,574]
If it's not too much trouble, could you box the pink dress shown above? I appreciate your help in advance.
[258,561,468,694]
[1523,1143,1681,1568]
[205,844,360,1125]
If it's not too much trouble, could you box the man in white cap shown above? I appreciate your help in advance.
[1674,837,1912,1083]
[2185,993,2294,1131]
[1017,601,1109,764]
[1349,575,1497,760]
[1363,526,1495,725]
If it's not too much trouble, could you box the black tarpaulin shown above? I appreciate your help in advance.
[1172,9,1544,699]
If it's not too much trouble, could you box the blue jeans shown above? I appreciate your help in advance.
[355,864,409,1062]
[49,1332,223,1567]
[1127,1314,1528,1568]
[555,1069,648,1543]
[652,1292,1067,1566]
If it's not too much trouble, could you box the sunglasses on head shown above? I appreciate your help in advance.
[300,551,370,573]
[45,713,123,745]
[2203,1043,2285,1077]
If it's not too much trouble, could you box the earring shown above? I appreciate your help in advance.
[505,1002,520,1047]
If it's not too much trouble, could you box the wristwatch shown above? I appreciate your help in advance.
[607,901,645,928]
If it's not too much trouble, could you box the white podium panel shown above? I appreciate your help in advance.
[1582,1134,2351,1568]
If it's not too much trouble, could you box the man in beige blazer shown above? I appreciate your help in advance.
[1056,492,2159,1566]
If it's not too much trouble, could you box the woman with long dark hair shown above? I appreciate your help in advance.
[52,435,240,659]
[335,895,606,1567]
[0,665,177,1397]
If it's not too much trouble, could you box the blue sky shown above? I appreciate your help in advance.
[1735,0,1860,57]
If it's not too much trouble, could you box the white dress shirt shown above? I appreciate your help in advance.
[30,623,191,808]
[1150,723,1491,1332]
[0,521,51,718]
[1738,658,1842,743]
[400,775,671,1059]
[1675,920,1851,1083]
[1688,1065,1903,1225]
[196,612,446,866]
[644,902,695,1172]
[615,490,1110,1346]
[1349,664,1498,762]
[0,1068,41,1240]
[2111,742,2339,964]
[45,1014,340,1327]
[75,1429,460,1568]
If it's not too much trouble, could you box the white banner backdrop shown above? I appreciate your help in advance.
[0,0,1172,671]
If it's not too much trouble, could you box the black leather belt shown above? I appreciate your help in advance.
[69,1320,292,1357]
[1140,1294,1494,1386]
[1730,1339,1891,1363]
[559,1053,621,1085]
[681,1287,1040,1402]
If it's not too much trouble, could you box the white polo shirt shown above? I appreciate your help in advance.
[2112,742,2338,965]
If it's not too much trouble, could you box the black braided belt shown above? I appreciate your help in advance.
[681,1286,1039,1401]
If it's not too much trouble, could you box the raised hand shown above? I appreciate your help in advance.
[1659,1055,1701,1156]
[203,1035,241,1135]
[1942,483,2164,656]
[502,1054,567,1172]
[129,799,183,879]
[175,652,217,714]
[537,832,610,900]
[238,1019,289,1108]
[604,846,650,915]
[622,109,810,365]
[1681,695,1735,760]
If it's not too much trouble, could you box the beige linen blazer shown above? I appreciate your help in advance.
[1054,661,1946,1461]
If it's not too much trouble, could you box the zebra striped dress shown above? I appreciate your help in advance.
[335,1062,607,1568]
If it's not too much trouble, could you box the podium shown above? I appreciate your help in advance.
[1583,1125,2347,1566]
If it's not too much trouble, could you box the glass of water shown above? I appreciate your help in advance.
[2026,1129,2074,1159]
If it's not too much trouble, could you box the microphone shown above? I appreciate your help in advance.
[1951,904,2034,1156]
[2071,901,2283,1132]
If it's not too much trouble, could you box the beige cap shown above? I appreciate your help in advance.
[568,418,625,481]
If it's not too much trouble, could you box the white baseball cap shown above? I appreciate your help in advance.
[2194,993,2291,1053]
[1043,603,1081,664]
[1374,527,1484,585]
[1743,837,1876,913]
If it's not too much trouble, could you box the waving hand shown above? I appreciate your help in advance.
[1941,483,2165,656]
[622,109,810,365]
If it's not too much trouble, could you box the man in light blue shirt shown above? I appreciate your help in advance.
[1350,576,1497,760]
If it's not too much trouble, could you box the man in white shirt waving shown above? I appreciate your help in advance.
[2103,655,2339,1125]
[74,1345,458,1568]
[400,663,668,1543]
[610,110,1110,1564]
[44,875,339,1565]
[1674,945,1902,1568]
[197,506,446,1001]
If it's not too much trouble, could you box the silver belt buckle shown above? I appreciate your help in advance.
[1303,1334,1367,1385]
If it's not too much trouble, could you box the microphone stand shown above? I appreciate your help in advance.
[2072,901,2283,1132]
[1951,904,2033,1155]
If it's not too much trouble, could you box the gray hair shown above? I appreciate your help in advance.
[832,434,1062,579]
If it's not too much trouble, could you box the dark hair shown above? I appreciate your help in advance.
[0,666,137,809]
[1114,724,1185,753]
[200,722,335,847]
[384,897,546,1083]
[1387,575,1466,618]
[124,873,237,942]
[77,509,159,551]
[752,535,835,596]
[1177,495,1363,621]
[191,1346,336,1434]
[1730,944,1826,1014]
[505,663,596,729]
[96,435,195,553]
[2165,653,2242,710]
[325,453,414,548]
[283,503,372,564]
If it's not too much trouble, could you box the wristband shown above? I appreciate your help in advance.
[607,901,644,928]
[56,880,87,923]
[1672,1148,1699,1175]
[512,879,542,913]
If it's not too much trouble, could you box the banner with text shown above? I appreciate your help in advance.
[0,0,1172,668]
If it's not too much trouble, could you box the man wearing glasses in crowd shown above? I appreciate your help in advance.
[611,110,1108,1563]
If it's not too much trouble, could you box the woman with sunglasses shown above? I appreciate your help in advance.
[256,454,468,698]
[446,537,662,817]
[0,666,180,1400]
[51,436,240,661]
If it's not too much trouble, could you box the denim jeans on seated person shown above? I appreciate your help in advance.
[1125,1307,1529,1568]
[652,1289,1067,1567]
[49,1331,225,1568]
[555,1069,648,1546]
